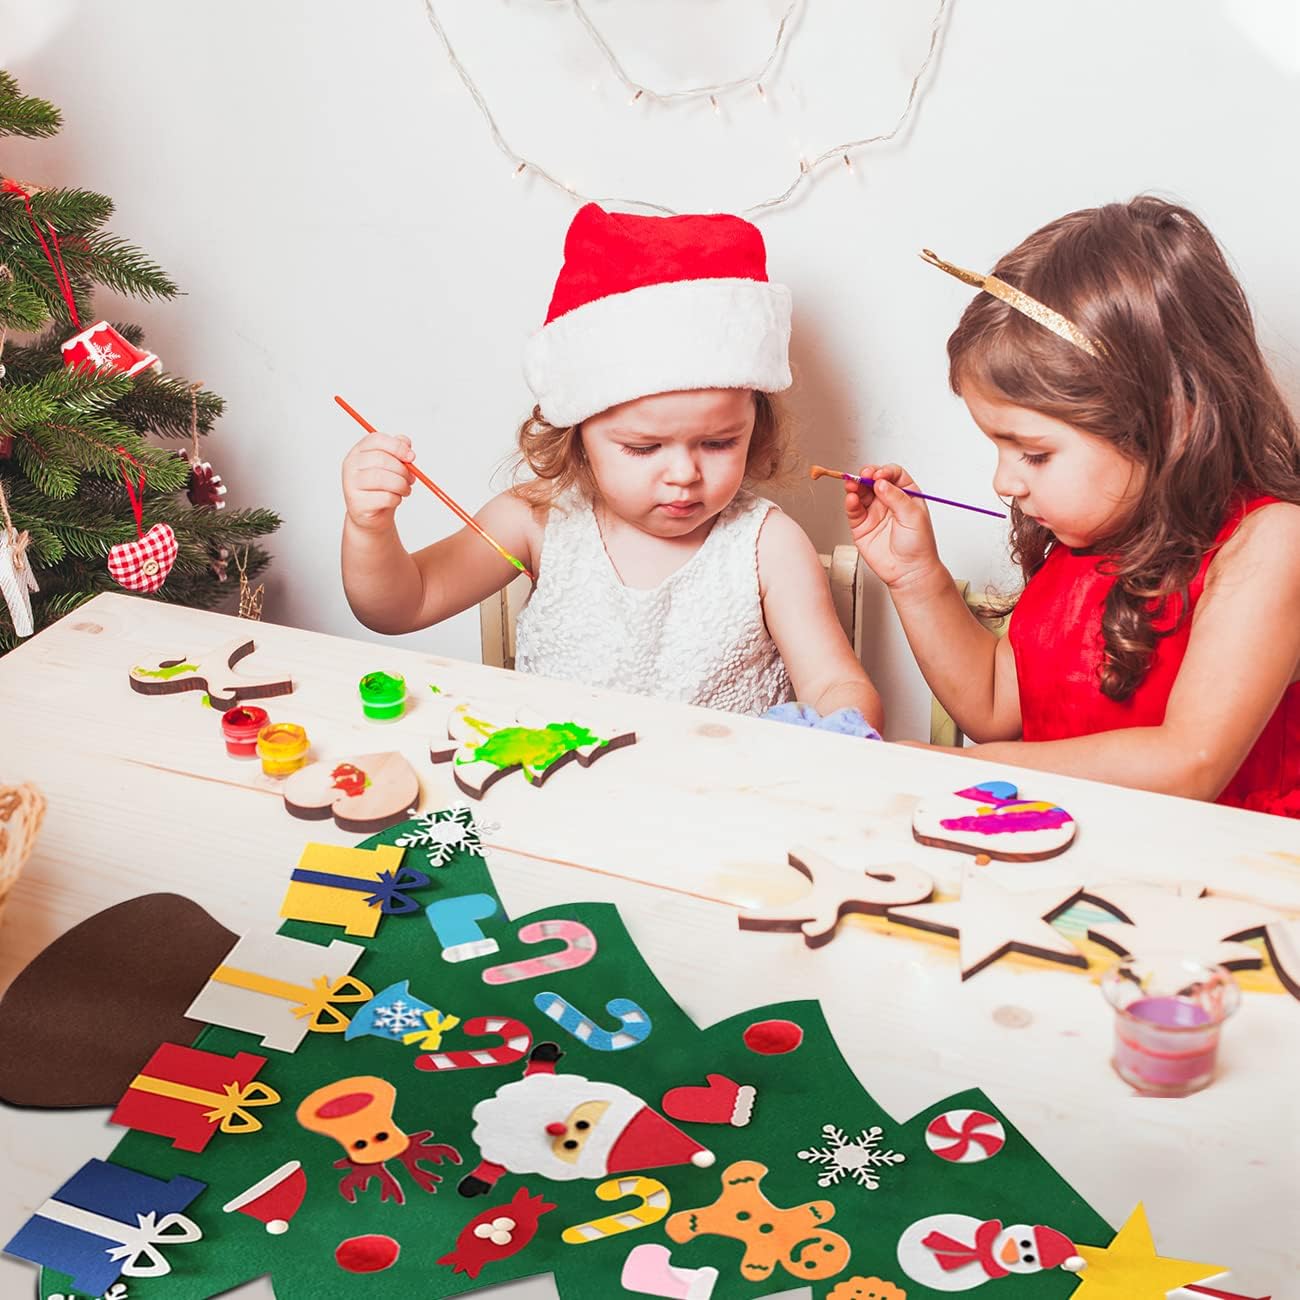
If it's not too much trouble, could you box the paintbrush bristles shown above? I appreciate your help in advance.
[808,465,841,481]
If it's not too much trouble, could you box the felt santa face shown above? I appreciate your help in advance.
[466,1070,713,1189]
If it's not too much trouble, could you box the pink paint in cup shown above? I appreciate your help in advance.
[1101,957,1240,1097]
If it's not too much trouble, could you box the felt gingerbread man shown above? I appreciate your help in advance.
[665,1159,851,1282]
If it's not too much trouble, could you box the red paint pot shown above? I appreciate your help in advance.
[222,706,269,758]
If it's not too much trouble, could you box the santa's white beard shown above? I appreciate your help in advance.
[471,1074,645,1181]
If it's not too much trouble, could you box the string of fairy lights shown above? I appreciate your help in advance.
[419,0,950,217]
[571,0,801,110]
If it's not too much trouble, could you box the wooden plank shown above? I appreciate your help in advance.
[0,593,1296,1299]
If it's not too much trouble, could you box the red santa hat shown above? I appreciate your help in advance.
[523,203,792,427]
[221,1160,307,1234]
[606,1107,715,1174]
[1031,1226,1084,1271]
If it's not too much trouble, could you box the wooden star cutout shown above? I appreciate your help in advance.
[886,864,1086,979]
[1081,882,1281,971]
[1069,1204,1225,1299]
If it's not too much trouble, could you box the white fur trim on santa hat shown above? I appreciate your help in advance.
[470,1074,643,1182]
[524,277,792,427]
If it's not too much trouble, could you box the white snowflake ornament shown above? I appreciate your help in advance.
[395,806,495,867]
[798,1123,905,1191]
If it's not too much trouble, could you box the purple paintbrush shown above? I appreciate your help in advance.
[810,464,1007,520]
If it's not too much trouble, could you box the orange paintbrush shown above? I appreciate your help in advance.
[335,395,536,582]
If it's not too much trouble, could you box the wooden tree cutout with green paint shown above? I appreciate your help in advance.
[430,702,636,798]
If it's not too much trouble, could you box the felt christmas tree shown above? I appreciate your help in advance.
[0,70,278,652]
[0,809,1145,1300]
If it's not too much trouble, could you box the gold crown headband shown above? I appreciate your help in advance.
[919,248,1103,359]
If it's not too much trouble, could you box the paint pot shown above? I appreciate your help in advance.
[359,671,406,721]
[222,705,269,758]
[1101,956,1239,1097]
[256,722,310,777]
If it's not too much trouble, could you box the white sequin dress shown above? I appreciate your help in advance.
[514,489,792,714]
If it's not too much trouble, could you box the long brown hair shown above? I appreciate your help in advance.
[947,196,1300,700]
[510,389,795,511]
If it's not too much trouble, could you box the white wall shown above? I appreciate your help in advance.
[3,0,1297,738]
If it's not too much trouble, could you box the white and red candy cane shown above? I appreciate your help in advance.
[924,1108,1006,1163]
[481,920,598,986]
[415,1016,532,1073]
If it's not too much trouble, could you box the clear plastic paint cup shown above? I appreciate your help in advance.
[1101,956,1240,1097]
[256,722,310,777]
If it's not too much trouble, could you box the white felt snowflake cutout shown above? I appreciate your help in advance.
[395,805,496,867]
[798,1123,906,1190]
[372,1000,426,1035]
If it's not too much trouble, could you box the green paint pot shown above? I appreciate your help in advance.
[359,671,406,721]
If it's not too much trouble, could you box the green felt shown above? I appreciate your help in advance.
[37,816,1111,1299]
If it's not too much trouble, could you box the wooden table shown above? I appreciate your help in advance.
[1,593,1297,1298]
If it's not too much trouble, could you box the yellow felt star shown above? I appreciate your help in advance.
[1069,1204,1226,1299]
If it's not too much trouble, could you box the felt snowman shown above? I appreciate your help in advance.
[897,1214,1084,1292]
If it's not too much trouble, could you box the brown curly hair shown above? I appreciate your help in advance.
[946,195,1300,701]
[509,390,796,511]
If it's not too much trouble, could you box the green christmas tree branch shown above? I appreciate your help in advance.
[0,70,60,138]
[0,67,280,653]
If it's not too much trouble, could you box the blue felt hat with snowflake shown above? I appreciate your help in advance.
[4,1159,205,1295]
[345,979,438,1042]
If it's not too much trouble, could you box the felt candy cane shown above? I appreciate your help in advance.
[481,920,598,985]
[533,993,651,1051]
[414,1015,532,1073]
[561,1176,670,1244]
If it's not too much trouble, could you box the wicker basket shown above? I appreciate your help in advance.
[0,783,46,922]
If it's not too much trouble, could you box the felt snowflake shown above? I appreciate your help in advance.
[372,1000,426,1035]
[798,1123,906,1190]
[395,806,493,867]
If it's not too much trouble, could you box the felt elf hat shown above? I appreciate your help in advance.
[222,1161,307,1234]
[524,203,792,427]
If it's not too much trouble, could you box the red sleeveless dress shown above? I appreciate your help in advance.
[1010,495,1300,817]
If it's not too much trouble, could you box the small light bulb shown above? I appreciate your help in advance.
[842,154,853,172]
[710,94,720,115]
[628,89,643,106]
[756,82,766,101]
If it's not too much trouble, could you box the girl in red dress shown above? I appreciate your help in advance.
[848,196,1300,816]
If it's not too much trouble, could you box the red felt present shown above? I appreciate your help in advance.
[110,1042,279,1153]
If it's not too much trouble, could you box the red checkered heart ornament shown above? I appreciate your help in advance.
[107,523,177,593]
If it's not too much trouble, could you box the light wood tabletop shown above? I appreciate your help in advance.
[1,593,1297,1298]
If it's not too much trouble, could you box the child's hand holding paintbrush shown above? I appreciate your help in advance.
[339,397,536,637]
[832,462,958,595]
